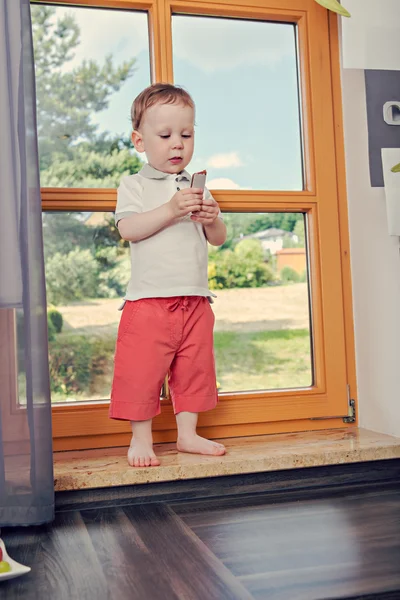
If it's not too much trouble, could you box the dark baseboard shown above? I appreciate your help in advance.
[55,458,400,512]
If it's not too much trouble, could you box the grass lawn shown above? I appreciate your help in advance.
[48,286,313,401]
[214,328,312,392]
[48,328,312,401]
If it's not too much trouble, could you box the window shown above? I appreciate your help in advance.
[31,3,151,189]
[211,213,313,393]
[28,0,355,450]
[41,211,312,404]
[172,15,303,191]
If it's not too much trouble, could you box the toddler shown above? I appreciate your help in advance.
[109,83,227,467]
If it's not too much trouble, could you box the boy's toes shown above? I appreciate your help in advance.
[128,444,160,468]
[213,445,226,456]
[211,441,226,452]
[214,442,225,449]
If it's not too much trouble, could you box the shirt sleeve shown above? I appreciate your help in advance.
[204,186,224,220]
[115,176,143,225]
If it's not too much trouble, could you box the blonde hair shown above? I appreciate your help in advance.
[131,83,195,131]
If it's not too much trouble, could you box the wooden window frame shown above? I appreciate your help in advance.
[23,0,357,451]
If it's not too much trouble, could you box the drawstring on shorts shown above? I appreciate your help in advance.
[166,297,189,312]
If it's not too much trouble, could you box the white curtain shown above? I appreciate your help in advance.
[0,0,54,526]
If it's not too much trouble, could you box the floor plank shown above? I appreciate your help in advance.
[80,505,180,600]
[1,511,108,600]
[175,488,400,600]
[121,503,253,600]
[0,528,44,600]
[2,483,400,600]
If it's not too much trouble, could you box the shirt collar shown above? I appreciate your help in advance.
[139,163,190,182]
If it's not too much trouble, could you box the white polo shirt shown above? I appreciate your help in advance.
[115,164,221,301]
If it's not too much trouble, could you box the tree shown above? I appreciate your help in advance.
[208,239,273,290]
[282,219,306,249]
[234,238,264,262]
[39,142,142,188]
[45,248,99,305]
[221,213,304,250]
[42,213,94,259]
[293,219,306,247]
[31,5,141,184]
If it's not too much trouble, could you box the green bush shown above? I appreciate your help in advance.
[208,239,273,290]
[47,307,63,333]
[45,243,130,304]
[280,266,301,284]
[16,310,56,355]
[94,246,119,268]
[47,316,56,342]
[234,238,264,262]
[48,334,115,396]
[97,253,130,299]
[45,248,99,305]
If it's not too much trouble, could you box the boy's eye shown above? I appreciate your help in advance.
[160,134,170,139]
[182,134,192,139]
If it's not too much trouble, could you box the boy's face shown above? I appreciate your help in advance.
[132,101,195,174]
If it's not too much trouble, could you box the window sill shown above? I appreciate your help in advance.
[53,428,400,492]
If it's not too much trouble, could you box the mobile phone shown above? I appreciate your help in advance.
[190,170,207,191]
[190,170,206,213]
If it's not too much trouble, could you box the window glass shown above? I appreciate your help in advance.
[173,15,303,191]
[42,211,312,403]
[31,4,151,188]
[212,213,312,392]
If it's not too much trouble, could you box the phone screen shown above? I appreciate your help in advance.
[190,170,207,191]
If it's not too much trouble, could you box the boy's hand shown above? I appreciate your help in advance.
[190,197,220,225]
[169,188,203,219]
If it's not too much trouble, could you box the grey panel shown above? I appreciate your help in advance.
[365,70,400,187]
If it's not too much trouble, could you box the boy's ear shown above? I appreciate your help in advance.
[132,130,145,153]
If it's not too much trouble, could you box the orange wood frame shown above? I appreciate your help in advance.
[27,0,357,451]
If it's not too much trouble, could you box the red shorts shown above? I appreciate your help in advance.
[109,296,218,421]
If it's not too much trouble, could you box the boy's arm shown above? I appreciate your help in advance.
[118,203,174,242]
[118,187,203,242]
[204,218,227,247]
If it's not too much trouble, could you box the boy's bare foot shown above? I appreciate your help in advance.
[128,419,160,467]
[127,441,161,467]
[177,434,226,456]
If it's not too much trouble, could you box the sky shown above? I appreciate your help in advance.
[40,5,303,191]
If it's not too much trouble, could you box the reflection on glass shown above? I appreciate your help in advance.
[41,211,312,403]
[172,15,303,191]
[31,4,151,188]
[212,213,312,393]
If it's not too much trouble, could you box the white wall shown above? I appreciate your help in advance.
[341,68,400,437]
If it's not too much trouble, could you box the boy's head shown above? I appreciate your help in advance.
[131,83,195,175]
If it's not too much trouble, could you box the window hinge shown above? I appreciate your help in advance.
[343,384,356,423]
[310,384,356,423]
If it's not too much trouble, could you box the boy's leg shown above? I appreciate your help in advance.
[110,299,175,467]
[176,411,225,456]
[169,297,225,456]
[128,419,161,467]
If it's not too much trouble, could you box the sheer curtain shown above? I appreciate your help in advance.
[0,0,54,526]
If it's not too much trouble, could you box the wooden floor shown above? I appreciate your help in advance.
[2,481,400,600]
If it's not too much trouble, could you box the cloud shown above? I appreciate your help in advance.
[173,16,295,73]
[208,178,242,190]
[44,5,149,73]
[207,152,243,169]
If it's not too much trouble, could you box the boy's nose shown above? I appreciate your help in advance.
[172,137,184,149]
